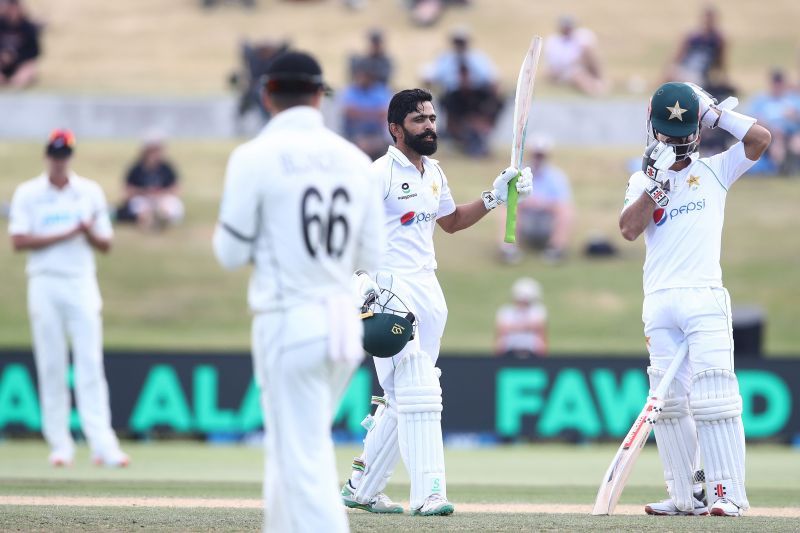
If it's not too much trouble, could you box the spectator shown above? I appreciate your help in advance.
[0,0,40,89]
[423,28,502,155]
[748,69,800,175]
[495,278,548,358]
[349,29,393,86]
[665,4,726,87]
[500,137,573,264]
[116,134,184,230]
[544,15,607,96]
[229,39,290,124]
[340,60,392,160]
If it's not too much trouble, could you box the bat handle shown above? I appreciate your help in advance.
[503,173,520,244]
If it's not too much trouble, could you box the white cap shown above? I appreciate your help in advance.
[512,277,542,302]
[528,135,554,154]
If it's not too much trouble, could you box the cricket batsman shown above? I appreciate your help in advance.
[341,89,533,516]
[620,82,771,516]
[213,51,385,532]
[8,129,128,467]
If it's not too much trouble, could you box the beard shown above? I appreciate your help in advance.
[403,126,438,156]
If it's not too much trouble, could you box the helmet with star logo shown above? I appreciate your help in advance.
[647,82,701,161]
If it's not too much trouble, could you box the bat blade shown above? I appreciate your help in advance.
[591,397,663,515]
[505,36,542,244]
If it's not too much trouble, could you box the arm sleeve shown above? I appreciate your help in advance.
[621,171,647,213]
[353,163,386,274]
[90,184,114,239]
[435,166,456,218]
[213,148,260,270]
[703,142,756,190]
[7,186,31,235]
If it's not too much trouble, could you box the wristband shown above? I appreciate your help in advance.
[718,109,756,141]
[645,183,670,207]
[481,190,502,210]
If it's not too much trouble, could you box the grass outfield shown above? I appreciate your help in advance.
[21,0,800,96]
[0,441,798,531]
[1,141,798,354]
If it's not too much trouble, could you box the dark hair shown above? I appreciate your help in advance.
[387,89,433,142]
[267,92,317,111]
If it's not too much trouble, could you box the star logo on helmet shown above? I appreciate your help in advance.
[666,101,688,121]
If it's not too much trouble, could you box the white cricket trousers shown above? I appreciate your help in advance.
[372,270,448,398]
[27,274,120,458]
[252,300,361,533]
[643,286,735,387]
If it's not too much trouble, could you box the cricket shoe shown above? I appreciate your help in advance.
[92,449,130,468]
[48,450,74,467]
[341,481,403,514]
[645,492,708,516]
[411,494,454,516]
[710,498,744,517]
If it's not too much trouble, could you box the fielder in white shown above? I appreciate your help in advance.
[212,52,385,533]
[8,129,128,468]
[341,89,533,516]
[620,82,771,517]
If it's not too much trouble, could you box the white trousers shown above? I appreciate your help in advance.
[253,300,361,533]
[27,274,120,458]
[373,271,448,398]
[643,286,734,391]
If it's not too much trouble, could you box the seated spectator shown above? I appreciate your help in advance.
[341,61,392,160]
[0,0,40,89]
[544,15,607,96]
[441,63,503,156]
[748,69,800,175]
[116,134,184,231]
[423,28,502,155]
[499,137,573,264]
[495,278,548,358]
[349,29,392,86]
[665,4,726,87]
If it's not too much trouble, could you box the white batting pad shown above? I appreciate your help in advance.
[690,369,749,509]
[395,351,446,510]
[353,397,400,503]
[648,366,699,511]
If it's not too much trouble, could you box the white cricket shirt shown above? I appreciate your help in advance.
[214,106,386,313]
[8,173,113,278]
[371,146,456,276]
[622,142,756,295]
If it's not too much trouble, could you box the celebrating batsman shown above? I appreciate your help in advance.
[620,82,771,517]
[341,89,533,516]
[213,51,385,532]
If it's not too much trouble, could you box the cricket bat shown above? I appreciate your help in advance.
[591,339,690,515]
[505,36,543,243]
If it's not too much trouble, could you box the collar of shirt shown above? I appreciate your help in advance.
[262,106,324,134]
[37,171,78,192]
[386,145,439,170]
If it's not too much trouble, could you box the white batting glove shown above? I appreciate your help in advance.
[685,82,720,129]
[516,167,533,199]
[491,167,521,203]
[351,270,380,308]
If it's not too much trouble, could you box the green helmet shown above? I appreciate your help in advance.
[360,289,416,358]
[648,82,701,161]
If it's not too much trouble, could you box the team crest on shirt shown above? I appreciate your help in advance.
[687,175,700,190]
[431,181,440,198]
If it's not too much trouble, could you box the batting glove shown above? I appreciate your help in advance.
[685,82,721,129]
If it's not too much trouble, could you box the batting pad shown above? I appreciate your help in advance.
[690,369,749,509]
[648,366,699,511]
[353,397,400,503]
[395,351,446,510]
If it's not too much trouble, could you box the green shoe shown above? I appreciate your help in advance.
[341,482,404,514]
[411,494,454,516]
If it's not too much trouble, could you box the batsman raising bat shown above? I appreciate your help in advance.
[619,82,771,517]
[341,89,532,516]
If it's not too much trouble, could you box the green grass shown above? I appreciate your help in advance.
[1,141,798,354]
[0,441,798,531]
[20,0,800,97]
